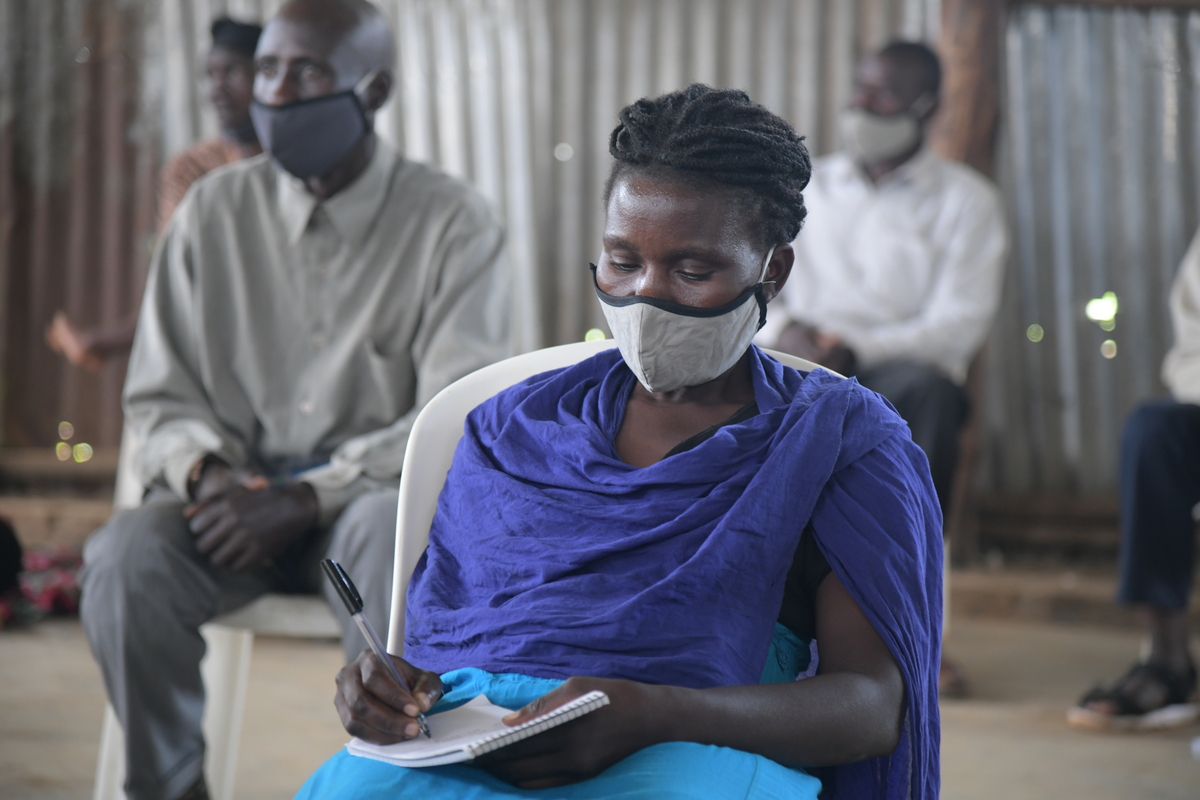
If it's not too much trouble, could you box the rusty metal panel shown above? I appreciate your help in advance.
[984,4,1200,495]
[0,0,279,452]
[0,2,15,446]
[0,0,157,452]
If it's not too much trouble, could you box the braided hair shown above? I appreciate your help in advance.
[605,84,812,247]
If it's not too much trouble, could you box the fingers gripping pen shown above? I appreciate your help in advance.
[321,559,432,738]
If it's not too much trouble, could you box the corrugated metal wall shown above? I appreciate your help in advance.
[2,0,939,449]
[983,3,1200,495]
[0,0,157,450]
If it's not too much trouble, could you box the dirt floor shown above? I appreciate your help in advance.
[0,616,1197,799]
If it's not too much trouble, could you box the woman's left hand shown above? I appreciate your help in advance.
[475,676,670,789]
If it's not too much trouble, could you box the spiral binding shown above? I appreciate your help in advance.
[465,690,610,759]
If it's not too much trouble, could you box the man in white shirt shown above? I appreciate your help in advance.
[1068,232,1200,732]
[78,2,511,799]
[761,41,1008,517]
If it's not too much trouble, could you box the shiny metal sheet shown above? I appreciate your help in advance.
[986,4,1200,494]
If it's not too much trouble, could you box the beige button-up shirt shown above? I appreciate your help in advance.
[759,148,1008,384]
[125,142,511,523]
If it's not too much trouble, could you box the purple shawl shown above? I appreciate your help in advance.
[405,347,942,799]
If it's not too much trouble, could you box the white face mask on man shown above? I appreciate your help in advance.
[838,93,935,164]
[593,246,776,394]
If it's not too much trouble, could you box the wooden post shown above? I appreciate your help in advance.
[931,0,1005,566]
[931,0,1005,179]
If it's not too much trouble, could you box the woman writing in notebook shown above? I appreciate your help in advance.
[298,85,941,800]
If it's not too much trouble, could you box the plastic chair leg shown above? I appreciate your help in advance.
[200,623,255,800]
[91,626,255,800]
[92,704,127,800]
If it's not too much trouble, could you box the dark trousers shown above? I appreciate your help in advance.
[857,360,969,516]
[1117,399,1200,610]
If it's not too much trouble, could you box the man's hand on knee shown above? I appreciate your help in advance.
[775,322,823,361]
[774,323,857,376]
[184,482,319,572]
[187,457,268,503]
[813,333,857,376]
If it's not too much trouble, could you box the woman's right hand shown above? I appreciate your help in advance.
[334,650,444,744]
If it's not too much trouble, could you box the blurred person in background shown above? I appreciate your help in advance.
[759,41,1008,697]
[77,2,512,798]
[1068,231,1200,732]
[45,16,263,371]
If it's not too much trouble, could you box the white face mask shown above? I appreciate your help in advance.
[838,94,935,164]
[593,246,775,394]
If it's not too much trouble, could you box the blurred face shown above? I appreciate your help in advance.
[206,47,255,131]
[596,174,786,308]
[252,16,360,106]
[850,54,924,117]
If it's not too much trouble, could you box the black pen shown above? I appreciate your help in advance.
[321,559,432,738]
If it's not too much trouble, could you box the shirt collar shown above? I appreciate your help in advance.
[276,140,398,244]
[881,145,937,189]
[832,144,938,192]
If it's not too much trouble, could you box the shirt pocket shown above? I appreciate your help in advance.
[850,218,936,320]
[355,342,415,428]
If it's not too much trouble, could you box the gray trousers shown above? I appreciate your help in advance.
[79,487,398,800]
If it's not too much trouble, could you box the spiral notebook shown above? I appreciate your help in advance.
[345,690,610,768]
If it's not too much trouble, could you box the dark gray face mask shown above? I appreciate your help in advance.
[250,71,375,180]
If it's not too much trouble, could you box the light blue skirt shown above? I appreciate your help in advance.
[294,627,821,800]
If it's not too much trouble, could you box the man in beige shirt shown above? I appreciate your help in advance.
[79,3,511,799]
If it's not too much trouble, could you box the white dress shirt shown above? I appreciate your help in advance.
[759,148,1008,384]
[1162,229,1200,403]
[125,142,511,524]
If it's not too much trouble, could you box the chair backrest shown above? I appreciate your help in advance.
[385,340,832,652]
[113,426,144,510]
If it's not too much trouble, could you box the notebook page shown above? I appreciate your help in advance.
[350,694,512,762]
[346,690,610,767]
[465,690,610,758]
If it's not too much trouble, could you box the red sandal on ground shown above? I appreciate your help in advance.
[1067,661,1199,732]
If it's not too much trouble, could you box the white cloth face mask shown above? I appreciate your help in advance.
[593,246,775,394]
[838,93,935,164]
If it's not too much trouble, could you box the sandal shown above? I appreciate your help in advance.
[1067,662,1199,732]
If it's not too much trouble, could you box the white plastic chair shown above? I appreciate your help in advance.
[94,431,341,800]
[385,340,825,653]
